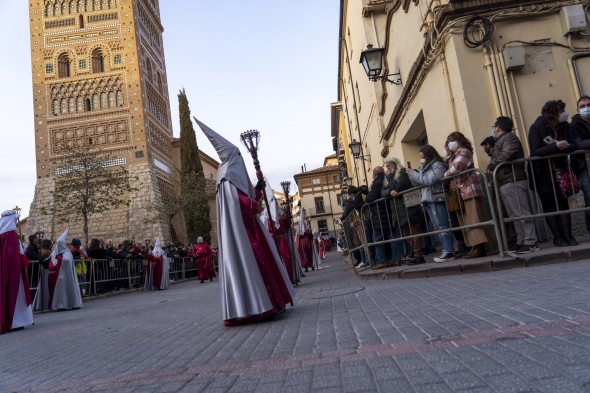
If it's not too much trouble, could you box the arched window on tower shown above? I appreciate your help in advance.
[45,3,51,17]
[92,48,105,73]
[157,73,163,94]
[85,98,92,112]
[79,14,84,28]
[52,100,60,116]
[145,58,153,82]
[57,53,71,78]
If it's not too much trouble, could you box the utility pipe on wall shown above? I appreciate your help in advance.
[482,45,503,118]
[494,44,518,121]
[440,52,460,132]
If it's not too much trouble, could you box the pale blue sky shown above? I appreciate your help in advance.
[0,1,339,217]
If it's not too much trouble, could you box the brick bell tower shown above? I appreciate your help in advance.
[27,0,176,243]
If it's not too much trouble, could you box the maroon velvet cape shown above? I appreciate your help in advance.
[224,190,293,326]
[0,231,32,333]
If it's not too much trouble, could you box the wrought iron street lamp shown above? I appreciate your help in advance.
[349,139,362,159]
[348,140,369,186]
[359,44,402,85]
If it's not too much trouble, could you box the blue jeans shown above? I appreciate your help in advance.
[372,226,402,263]
[577,169,590,233]
[424,201,454,253]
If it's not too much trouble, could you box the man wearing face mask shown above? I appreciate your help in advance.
[487,117,538,253]
[570,95,590,234]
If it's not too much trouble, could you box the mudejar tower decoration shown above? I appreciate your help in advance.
[27,0,175,242]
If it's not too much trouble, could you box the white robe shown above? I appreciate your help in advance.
[217,181,295,321]
[160,256,170,290]
[12,278,34,329]
[51,250,83,310]
[33,251,82,310]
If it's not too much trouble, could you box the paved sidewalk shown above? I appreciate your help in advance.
[3,251,590,392]
[353,235,590,280]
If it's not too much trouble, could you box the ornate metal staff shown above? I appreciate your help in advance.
[240,130,276,231]
[281,181,300,286]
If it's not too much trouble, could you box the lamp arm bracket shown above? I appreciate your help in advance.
[371,71,402,85]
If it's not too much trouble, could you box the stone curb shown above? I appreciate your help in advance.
[350,241,590,280]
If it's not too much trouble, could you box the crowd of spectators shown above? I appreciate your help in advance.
[340,97,590,269]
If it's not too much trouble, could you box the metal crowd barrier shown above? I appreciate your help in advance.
[341,151,590,263]
[27,256,205,299]
[342,168,502,264]
[493,150,590,255]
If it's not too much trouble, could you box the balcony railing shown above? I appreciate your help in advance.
[308,206,333,216]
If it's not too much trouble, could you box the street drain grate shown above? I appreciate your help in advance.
[301,286,365,299]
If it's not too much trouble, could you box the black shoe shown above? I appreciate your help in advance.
[553,237,568,247]
[464,245,487,259]
[406,256,425,265]
[454,247,469,259]
[516,243,540,254]
[200,280,204,283]
[210,277,213,282]
[564,236,578,246]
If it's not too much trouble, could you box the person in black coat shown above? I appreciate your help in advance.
[570,95,590,234]
[25,235,39,261]
[340,186,364,221]
[363,166,394,266]
[528,99,577,247]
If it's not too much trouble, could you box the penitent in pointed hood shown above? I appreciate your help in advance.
[152,236,164,258]
[193,117,254,198]
[261,177,281,229]
[51,226,70,261]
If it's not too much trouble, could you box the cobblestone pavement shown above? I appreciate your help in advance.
[3,252,590,392]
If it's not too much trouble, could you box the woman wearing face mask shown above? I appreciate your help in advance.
[570,96,590,235]
[528,99,577,247]
[407,145,456,263]
[444,132,488,259]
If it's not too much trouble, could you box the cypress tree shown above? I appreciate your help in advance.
[178,89,211,244]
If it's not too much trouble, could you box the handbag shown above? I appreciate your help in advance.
[555,167,580,198]
[447,188,461,212]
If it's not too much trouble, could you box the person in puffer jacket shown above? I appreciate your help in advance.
[407,145,455,263]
